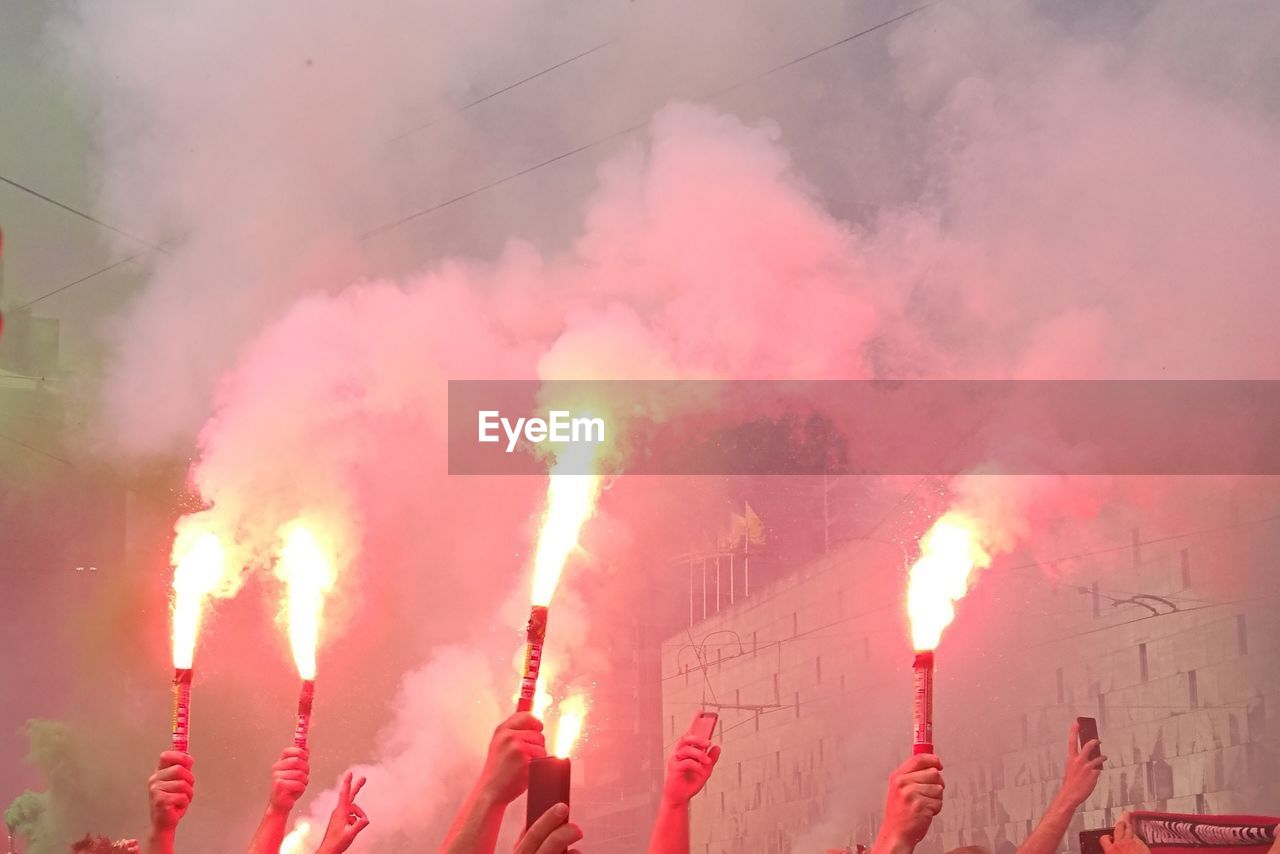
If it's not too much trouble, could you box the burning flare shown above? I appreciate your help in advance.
[906,511,991,651]
[531,446,604,606]
[553,693,589,758]
[277,523,338,679]
[170,529,227,669]
[512,645,558,715]
[517,444,604,713]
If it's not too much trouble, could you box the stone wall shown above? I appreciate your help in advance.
[661,499,1280,854]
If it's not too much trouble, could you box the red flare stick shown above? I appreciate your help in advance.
[516,606,549,713]
[294,680,315,750]
[172,668,193,754]
[912,651,934,755]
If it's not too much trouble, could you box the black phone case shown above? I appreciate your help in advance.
[1081,828,1113,854]
[526,757,571,829]
[1077,716,1101,759]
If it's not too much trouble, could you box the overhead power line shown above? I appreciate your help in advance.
[12,253,143,311]
[0,175,165,253]
[7,39,621,309]
[393,38,620,142]
[362,2,935,240]
[12,4,935,306]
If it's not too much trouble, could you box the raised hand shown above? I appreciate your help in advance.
[873,754,945,854]
[269,747,312,813]
[662,733,721,806]
[317,772,370,854]
[515,803,583,854]
[148,751,195,831]
[1061,720,1106,808]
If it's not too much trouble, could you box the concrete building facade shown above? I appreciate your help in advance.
[661,490,1280,854]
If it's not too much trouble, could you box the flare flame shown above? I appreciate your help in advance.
[170,529,227,669]
[906,511,991,651]
[280,820,312,854]
[278,523,338,680]
[531,444,603,607]
[553,692,589,758]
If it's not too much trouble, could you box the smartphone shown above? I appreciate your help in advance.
[1080,828,1112,854]
[526,757,571,830]
[1077,716,1101,760]
[690,711,718,745]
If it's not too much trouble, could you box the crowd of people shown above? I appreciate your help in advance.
[49,717,1280,854]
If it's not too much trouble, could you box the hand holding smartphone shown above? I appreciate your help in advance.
[1077,716,1101,760]
[689,711,718,746]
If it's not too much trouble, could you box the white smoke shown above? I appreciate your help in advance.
[40,0,1280,848]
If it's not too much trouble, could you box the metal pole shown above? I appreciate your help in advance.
[823,468,830,554]
[701,559,707,620]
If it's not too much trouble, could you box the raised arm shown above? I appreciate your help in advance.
[439,712,547,854]
[247,747,311,854]
[647,729,721,854]
[1019,722,1105,854]
[316,772,370,854]
[147,751,195,854]
[870,754,946,854]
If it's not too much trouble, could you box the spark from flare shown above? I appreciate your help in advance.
[513,644,559,717]
[553,693,589,758]
[277,523,338,680]
[533,680,555,720]
[170,528,227,669]
[906,510,991,651]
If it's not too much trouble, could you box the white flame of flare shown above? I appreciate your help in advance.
[531,443,604,607]
[553,693,589,758]
[280,820,312,854]
[277,523,338,680]
[906,511,991,651]
[171,529,226,669]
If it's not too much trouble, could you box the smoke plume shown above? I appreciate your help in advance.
[30,0,1280,848]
